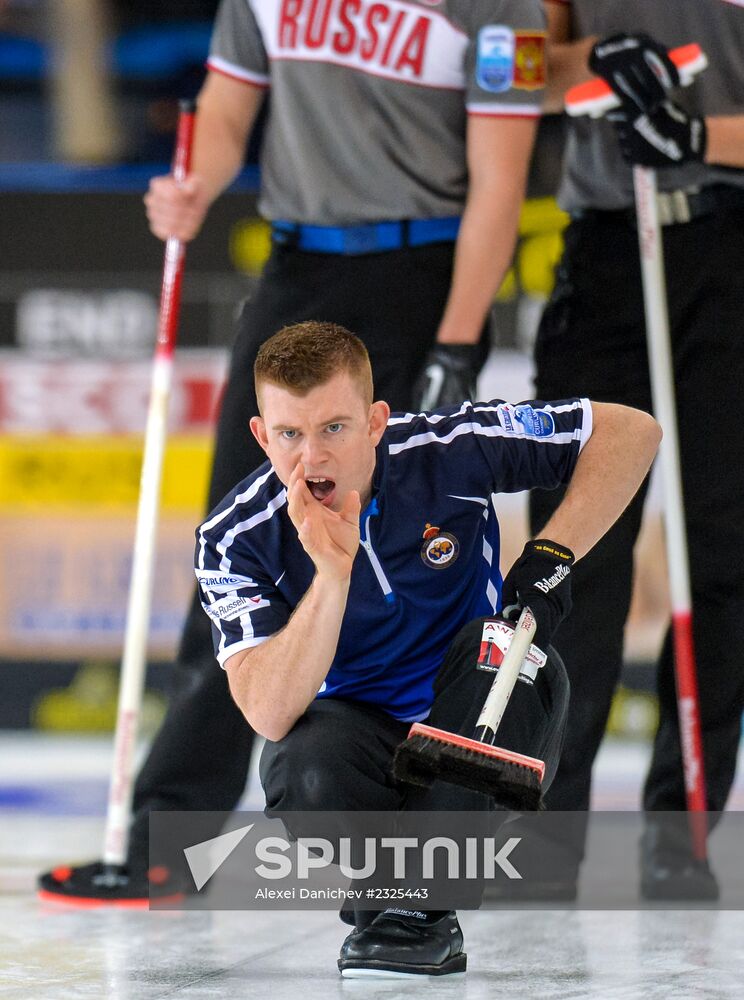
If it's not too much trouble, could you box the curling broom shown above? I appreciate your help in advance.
[102,100,196,885]
[566,41,710,861]
[37,101,198,907]
[393,608,546,811]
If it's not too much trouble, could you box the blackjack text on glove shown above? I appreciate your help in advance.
[608,100,707,168]
[589,32,679,114]
[412,343,480,411]
[500,539,575,651]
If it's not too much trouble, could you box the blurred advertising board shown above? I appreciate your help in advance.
[0,351,227,661]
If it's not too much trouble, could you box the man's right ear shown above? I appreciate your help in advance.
[249,415,269,452]
[368,400,390,446]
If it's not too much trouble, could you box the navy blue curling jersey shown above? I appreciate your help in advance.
[195,398,592,722]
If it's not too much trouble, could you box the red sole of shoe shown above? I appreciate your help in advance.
[37,890,187,909]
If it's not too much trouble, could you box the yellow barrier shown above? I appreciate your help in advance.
[230,198,571,301]
[0,435,213,511]
[496,196,569,302]
[31,661,166,734]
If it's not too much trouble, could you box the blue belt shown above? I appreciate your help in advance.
[271,217,461,255]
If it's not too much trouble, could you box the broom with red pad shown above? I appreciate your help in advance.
[565,41,710,862]
[393,607,546,811]
[38,100,196,907]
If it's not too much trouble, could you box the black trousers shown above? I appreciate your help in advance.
[130,240,482,855]
[529,207,744,867]
[259,617,569,908]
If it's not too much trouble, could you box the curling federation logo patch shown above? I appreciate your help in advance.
[420,523,459,569]
[476,26,515,93]
[497,403,555,438]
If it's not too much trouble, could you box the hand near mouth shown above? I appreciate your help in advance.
[287,463,361,583]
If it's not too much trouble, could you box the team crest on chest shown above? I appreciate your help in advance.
[420,522,459,569]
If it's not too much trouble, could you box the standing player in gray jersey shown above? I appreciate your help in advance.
[502,0,744,902]
[40,0,549,903]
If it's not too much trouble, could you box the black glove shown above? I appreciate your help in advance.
[589,32,679,113]
[500,539,575,650]
[412,343,480,411]
[608,100,707,167]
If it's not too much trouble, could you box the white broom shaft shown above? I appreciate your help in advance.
[633,166,691,613]
[633,166,708,844]
[476,608,537,735]
[102,104,195,867]
[103,352,175,865]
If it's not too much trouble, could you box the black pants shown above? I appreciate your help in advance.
[529,207,744,867]
[259,617,569,908]
[130,240,483,855]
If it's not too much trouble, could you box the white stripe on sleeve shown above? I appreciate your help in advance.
[217,633,270,669]
[207,56,270,86]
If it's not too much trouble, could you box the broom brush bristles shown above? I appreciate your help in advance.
[393,724,545,811]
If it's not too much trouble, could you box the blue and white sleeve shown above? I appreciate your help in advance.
[194,531,290,669]
[472,396,593,492]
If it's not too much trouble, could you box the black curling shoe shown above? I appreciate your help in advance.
[640,856,720,901]
[338,909,466,978]
[640,823,720,902]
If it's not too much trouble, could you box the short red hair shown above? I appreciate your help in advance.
[254,321,373,408]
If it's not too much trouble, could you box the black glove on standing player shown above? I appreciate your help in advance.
[590,33,706,170]
[607,101,707,168]
[589,32,679,113]
[500,539,575,651]
[412,343,480,411]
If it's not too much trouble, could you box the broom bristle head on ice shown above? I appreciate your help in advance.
[393,723,545,811]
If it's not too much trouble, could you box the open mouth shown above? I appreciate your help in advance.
[306,477,336,504]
